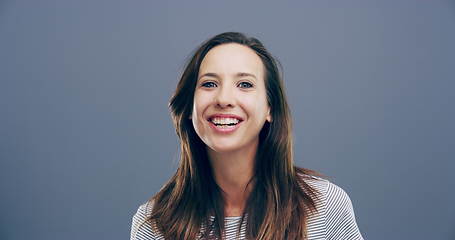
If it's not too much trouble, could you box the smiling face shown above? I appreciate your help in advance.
[191,43,271,154]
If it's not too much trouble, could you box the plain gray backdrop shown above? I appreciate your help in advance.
[1,1,454,239]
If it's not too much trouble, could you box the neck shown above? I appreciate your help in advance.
[207,139,258,217]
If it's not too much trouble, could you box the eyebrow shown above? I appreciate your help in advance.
[198,72,257,81]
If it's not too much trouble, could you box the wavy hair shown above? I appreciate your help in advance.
[148,32,322,239]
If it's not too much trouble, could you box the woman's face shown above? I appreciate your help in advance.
[192,43,271,154]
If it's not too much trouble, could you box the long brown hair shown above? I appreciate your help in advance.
[148,32,322,239]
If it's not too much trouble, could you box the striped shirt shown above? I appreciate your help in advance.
[130,176,364,239]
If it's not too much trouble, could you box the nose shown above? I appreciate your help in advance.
[215,84,235,109]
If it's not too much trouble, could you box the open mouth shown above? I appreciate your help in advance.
[210,117,241,126]
[207,116,244,132]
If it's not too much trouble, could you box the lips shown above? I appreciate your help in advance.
[207,113,244,122]
[206,113,244,133]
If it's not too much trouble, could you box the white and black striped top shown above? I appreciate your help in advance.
[130,176,364,239]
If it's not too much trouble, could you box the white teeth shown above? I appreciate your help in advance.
[210,117,240,125]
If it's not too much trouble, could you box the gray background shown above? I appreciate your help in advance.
[1,1,454,239]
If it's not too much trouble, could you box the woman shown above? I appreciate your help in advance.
[131,32,363,240]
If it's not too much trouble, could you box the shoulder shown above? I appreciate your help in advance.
[297,173,356,209]
[324,181,364,239]
[130,200,161,240]
[298,173,329,192]
[325,180,354,213]
[298,173,364,239]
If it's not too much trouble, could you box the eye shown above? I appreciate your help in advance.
[238,81,253,89]
[201,81,217,88]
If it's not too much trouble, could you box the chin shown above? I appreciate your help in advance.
[207,142,242,153]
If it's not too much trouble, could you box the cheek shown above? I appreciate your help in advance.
[191,99,205,137]
[192,93,210,121]
[241,95,268,119]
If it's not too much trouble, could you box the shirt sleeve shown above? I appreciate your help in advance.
[130,202,156,240]
[325,181,364,240]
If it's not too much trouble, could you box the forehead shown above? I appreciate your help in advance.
[199,43,264,78]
